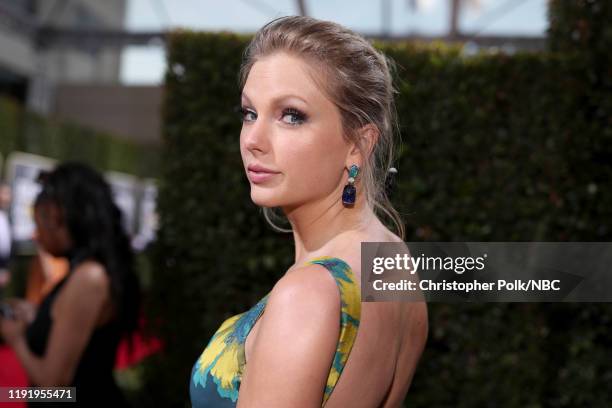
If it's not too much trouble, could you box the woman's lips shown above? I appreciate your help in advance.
[248,169,278,184]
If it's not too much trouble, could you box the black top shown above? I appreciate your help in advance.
[25,262,129,407]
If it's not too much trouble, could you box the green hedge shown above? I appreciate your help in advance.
[143,21,611,408]
[548,0,611,59]
[0,97,159,178]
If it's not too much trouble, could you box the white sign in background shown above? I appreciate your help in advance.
[132,179,158,251]
[6,153,55,242]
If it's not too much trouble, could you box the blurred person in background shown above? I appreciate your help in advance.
[0,162,140,407]
[25,249,69,306]
[0,183,11,293]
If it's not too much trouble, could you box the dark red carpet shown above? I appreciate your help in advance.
[0,332,161,407]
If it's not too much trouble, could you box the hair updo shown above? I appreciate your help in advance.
[239,15,404,239]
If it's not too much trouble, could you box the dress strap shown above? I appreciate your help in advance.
[306,256,361,406]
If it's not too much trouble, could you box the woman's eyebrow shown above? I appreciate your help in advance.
[241,92,309,107]
[241,93,252,104]
[272,94,309,106]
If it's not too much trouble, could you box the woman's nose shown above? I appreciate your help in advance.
[242,117,270,154]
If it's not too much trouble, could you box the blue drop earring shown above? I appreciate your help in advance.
[342,164,360,207]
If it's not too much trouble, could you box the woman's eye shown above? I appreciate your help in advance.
[239,107,257,122]
[281,108,306,126]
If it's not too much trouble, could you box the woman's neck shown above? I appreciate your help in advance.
[283,191,377,265]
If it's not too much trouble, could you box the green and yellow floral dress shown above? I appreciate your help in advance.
[189,256,361,407]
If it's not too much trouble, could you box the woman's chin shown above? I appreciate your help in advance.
[250,189,281,207]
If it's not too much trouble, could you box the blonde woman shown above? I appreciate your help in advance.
[190,16,428,408]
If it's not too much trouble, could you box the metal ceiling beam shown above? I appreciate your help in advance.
[33,27,545,52]
[1,1,544,52]
[35,27,168,49]
[367,32,546,52]
[0,1,38,37]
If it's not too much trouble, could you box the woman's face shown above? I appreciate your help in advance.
[240,52,353,210]
[33,202,72,257]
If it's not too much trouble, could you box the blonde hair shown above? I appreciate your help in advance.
[240,16,404,239]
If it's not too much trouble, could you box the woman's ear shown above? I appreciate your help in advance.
[346,124,379,166]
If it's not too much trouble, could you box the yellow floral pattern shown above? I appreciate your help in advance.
[190,256,361,407]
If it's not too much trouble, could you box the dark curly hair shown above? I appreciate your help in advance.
[34,162,140,337]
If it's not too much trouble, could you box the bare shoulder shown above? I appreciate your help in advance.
[240,264,342,405]
[53,261,111,321]
[267,263,341,319]
[251,263,343,355]
[66,260,110,294]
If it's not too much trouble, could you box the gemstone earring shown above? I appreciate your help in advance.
[342,164,360,207]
